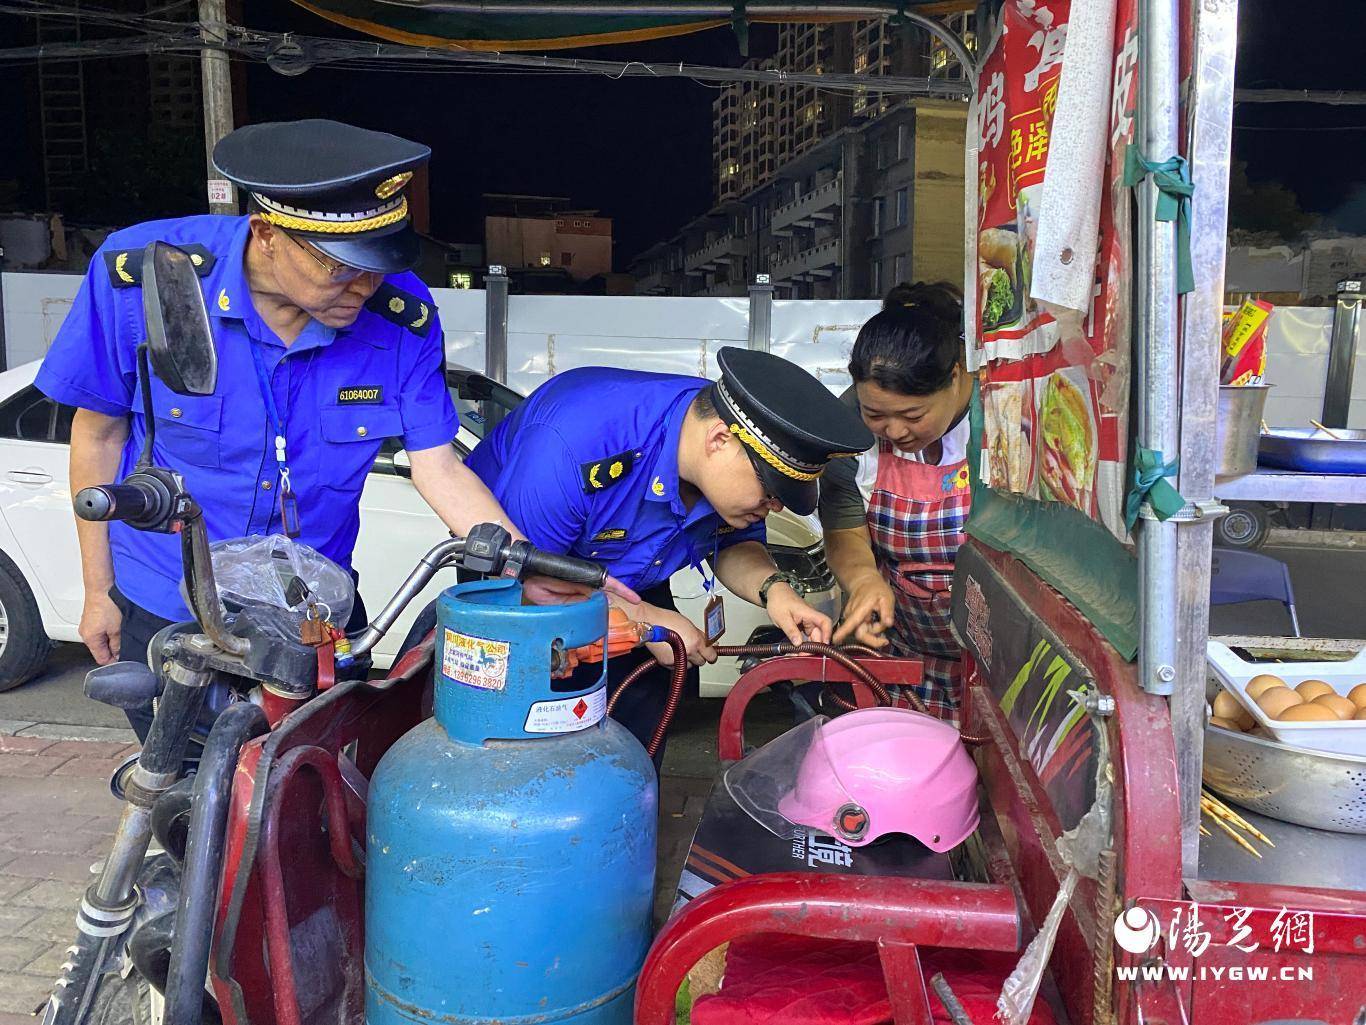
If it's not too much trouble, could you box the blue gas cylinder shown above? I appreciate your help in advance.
[364,580,657,1025]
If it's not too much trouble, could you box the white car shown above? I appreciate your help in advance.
[0,362,837,696]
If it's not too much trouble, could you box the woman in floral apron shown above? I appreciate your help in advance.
[819,283,974,722]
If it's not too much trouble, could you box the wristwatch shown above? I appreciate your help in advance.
[758,570,806,607]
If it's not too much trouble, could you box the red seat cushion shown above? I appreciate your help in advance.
[692,933,1058,1025]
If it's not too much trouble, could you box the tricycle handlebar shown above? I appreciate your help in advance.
[349,525,606,659]
[74,470,607,666]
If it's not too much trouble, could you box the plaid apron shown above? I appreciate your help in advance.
[865,439,971,722]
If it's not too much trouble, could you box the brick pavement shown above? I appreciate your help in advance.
[0,713,723,1025]
[0,736,712,1018]
[0,736,133,1020]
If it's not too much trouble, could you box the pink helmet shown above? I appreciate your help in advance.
[725,708,979,853]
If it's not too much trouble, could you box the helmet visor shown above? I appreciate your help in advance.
[724,716,860,841]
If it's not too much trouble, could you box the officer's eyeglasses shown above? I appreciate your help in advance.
[739,446,781,505]
[281,230,366,283]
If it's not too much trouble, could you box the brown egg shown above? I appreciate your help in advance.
[1356,708,1366,721]
[1313,694,1358,720]
[1348,684,1366,709]
[1256,687,1303,719]
[1212,691,1255,730]
[1278,703,1339,722]
[1209,716,1242,731]
[1295,679,1335,702]
[1246,674,1287,700]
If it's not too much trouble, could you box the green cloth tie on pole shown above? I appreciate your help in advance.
[1125,446,1185,531]
[1124,147,1195,295]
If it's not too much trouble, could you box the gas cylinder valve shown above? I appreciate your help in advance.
[551,607,664,677]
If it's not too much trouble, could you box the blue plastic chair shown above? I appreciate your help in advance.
[1210,549,1301,637]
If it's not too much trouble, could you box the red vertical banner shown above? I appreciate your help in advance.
[975,0,1139,540]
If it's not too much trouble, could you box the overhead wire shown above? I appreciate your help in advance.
[0,1,970,99]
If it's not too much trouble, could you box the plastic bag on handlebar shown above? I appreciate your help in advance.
[180,534,354,638]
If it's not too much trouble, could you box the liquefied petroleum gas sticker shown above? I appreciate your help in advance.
[441,628,510,692]
[523,688,607,734]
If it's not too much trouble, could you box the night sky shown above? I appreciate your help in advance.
[0,0,1362,266]
[235,3,780,262]
[1230,0,1366,235]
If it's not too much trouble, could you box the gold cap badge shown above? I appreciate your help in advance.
[375,172,413,200]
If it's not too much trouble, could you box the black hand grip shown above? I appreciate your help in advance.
[516,545,608,589]
[83,661,162,709]
[75,483,154,522]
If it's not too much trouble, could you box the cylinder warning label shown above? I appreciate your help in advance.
[442,628,510,691]
[524,688,606,734]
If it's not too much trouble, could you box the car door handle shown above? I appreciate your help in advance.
[6,470,53,485]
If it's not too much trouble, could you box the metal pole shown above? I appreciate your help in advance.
[1172,0,1240,877]
[962,82,981,369]
[483,265,510,428]
[199,0,236,215]
[748,274,774,352]
[484,265,509,384]
[1134,0,1182,699]
[1323,279,1363,428]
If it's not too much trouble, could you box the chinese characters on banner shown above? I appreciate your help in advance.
[975,0,1139,539]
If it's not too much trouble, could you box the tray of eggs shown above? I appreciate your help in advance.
[1206,640,1366,756]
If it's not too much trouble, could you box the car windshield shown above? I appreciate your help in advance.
[448,371,522,441]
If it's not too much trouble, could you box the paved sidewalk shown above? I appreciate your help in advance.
[0,736,134,1022]
[0,735,714,1020]
[0,682,779,1022]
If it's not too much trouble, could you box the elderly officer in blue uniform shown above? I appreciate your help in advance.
[38,120,575,738]
[465,347,873,762]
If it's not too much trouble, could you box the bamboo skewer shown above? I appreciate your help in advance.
[1310,419,1346,440]
[1202,790,1276,847]
[1204,808,1262,858]
[1202,792,1273,847]
[1200,789,1273,858]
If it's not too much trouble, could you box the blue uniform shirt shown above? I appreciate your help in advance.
[37,215,457,621]
[465,367,766,593]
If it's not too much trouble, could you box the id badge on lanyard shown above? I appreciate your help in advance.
[250,344,302,538]
[704,593,726,646]
[691,536,725,645]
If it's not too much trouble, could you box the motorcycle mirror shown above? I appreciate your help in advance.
[142,241,218,397]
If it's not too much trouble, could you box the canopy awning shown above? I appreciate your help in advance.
[289,0,975,52]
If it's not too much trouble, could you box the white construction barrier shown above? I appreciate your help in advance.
[4,274,882,398]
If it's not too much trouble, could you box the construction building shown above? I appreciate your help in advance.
[29,0,215,216]
[634,14,973,300]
